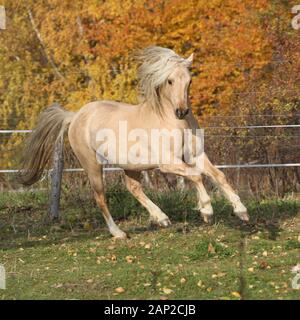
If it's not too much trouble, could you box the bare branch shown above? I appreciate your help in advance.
[27,9,65,80]
[76,16,84,38]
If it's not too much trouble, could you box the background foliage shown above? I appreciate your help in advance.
[0,0,299,195]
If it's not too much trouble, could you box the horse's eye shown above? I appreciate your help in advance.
[168,79,173,85]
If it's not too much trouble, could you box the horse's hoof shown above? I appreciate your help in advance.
[158,218,172,227]
[113,231,128,240]
[201,213,213,224]
[200,205,214,224]
[234,210,249,222]
[151,217,171,228]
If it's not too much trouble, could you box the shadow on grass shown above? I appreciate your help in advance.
[213,198,300,240]
[106,185,300,240]
[145,186,299,241]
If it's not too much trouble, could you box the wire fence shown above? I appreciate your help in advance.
[1,125,300,135]
[0,122,299,173]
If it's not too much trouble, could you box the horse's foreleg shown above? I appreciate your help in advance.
[124,170,171,227]
[194,177,214,223]
[159,164,213,223]
[203,154,249,221]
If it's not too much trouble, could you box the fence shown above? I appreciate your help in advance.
[1,123,299,172]
[0,120,299,218]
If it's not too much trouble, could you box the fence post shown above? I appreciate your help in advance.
[142,171,153,188]
[49,138,64,220]
[177,176,185,190]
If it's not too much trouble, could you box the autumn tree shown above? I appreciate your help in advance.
[0,0,298,183]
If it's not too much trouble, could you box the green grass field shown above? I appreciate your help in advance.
[0,185,299,300]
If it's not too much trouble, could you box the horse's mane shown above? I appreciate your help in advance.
[136,46,191,115]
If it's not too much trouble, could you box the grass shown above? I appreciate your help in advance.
[0,184,299,300]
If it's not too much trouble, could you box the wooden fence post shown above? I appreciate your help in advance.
[142,171,153,189]
[177,176,186,190]
[49,138,64,220]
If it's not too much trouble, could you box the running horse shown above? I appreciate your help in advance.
[19,46,249,239]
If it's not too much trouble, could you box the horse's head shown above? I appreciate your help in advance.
[160,54,193,119]
[137,46,193,119]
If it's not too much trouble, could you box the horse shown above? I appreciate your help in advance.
[19,46,249,239]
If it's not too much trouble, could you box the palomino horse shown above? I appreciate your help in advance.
[19,46,249,239]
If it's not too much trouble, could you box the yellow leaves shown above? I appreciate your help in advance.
[259,261,269,270]
[162,287,173,295]
[207,243,216,254]
[125,255,135,263]
[89,247,96,254]
[110,254,117,262]
[212,272,226,279]
[231,291,241,298]
[115,287,125,294]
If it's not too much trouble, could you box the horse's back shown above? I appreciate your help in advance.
[68,100,139,149]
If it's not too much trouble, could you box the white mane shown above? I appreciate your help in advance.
[136,46,192,114]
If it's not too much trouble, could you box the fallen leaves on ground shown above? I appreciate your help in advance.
[231,291,241,298]
[162,288,173,295]
[115,287,125,293]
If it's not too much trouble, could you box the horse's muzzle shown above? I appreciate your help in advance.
[175,108,189,119]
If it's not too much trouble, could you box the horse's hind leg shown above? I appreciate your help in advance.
[70,144,127,239]
[124,170,171,227]
[90,168,127,239]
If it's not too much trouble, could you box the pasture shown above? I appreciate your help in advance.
[0,184,299,300]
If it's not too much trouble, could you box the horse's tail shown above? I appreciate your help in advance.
[18,104,75,186]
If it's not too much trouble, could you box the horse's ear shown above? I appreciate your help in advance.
[185,53,194,67]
